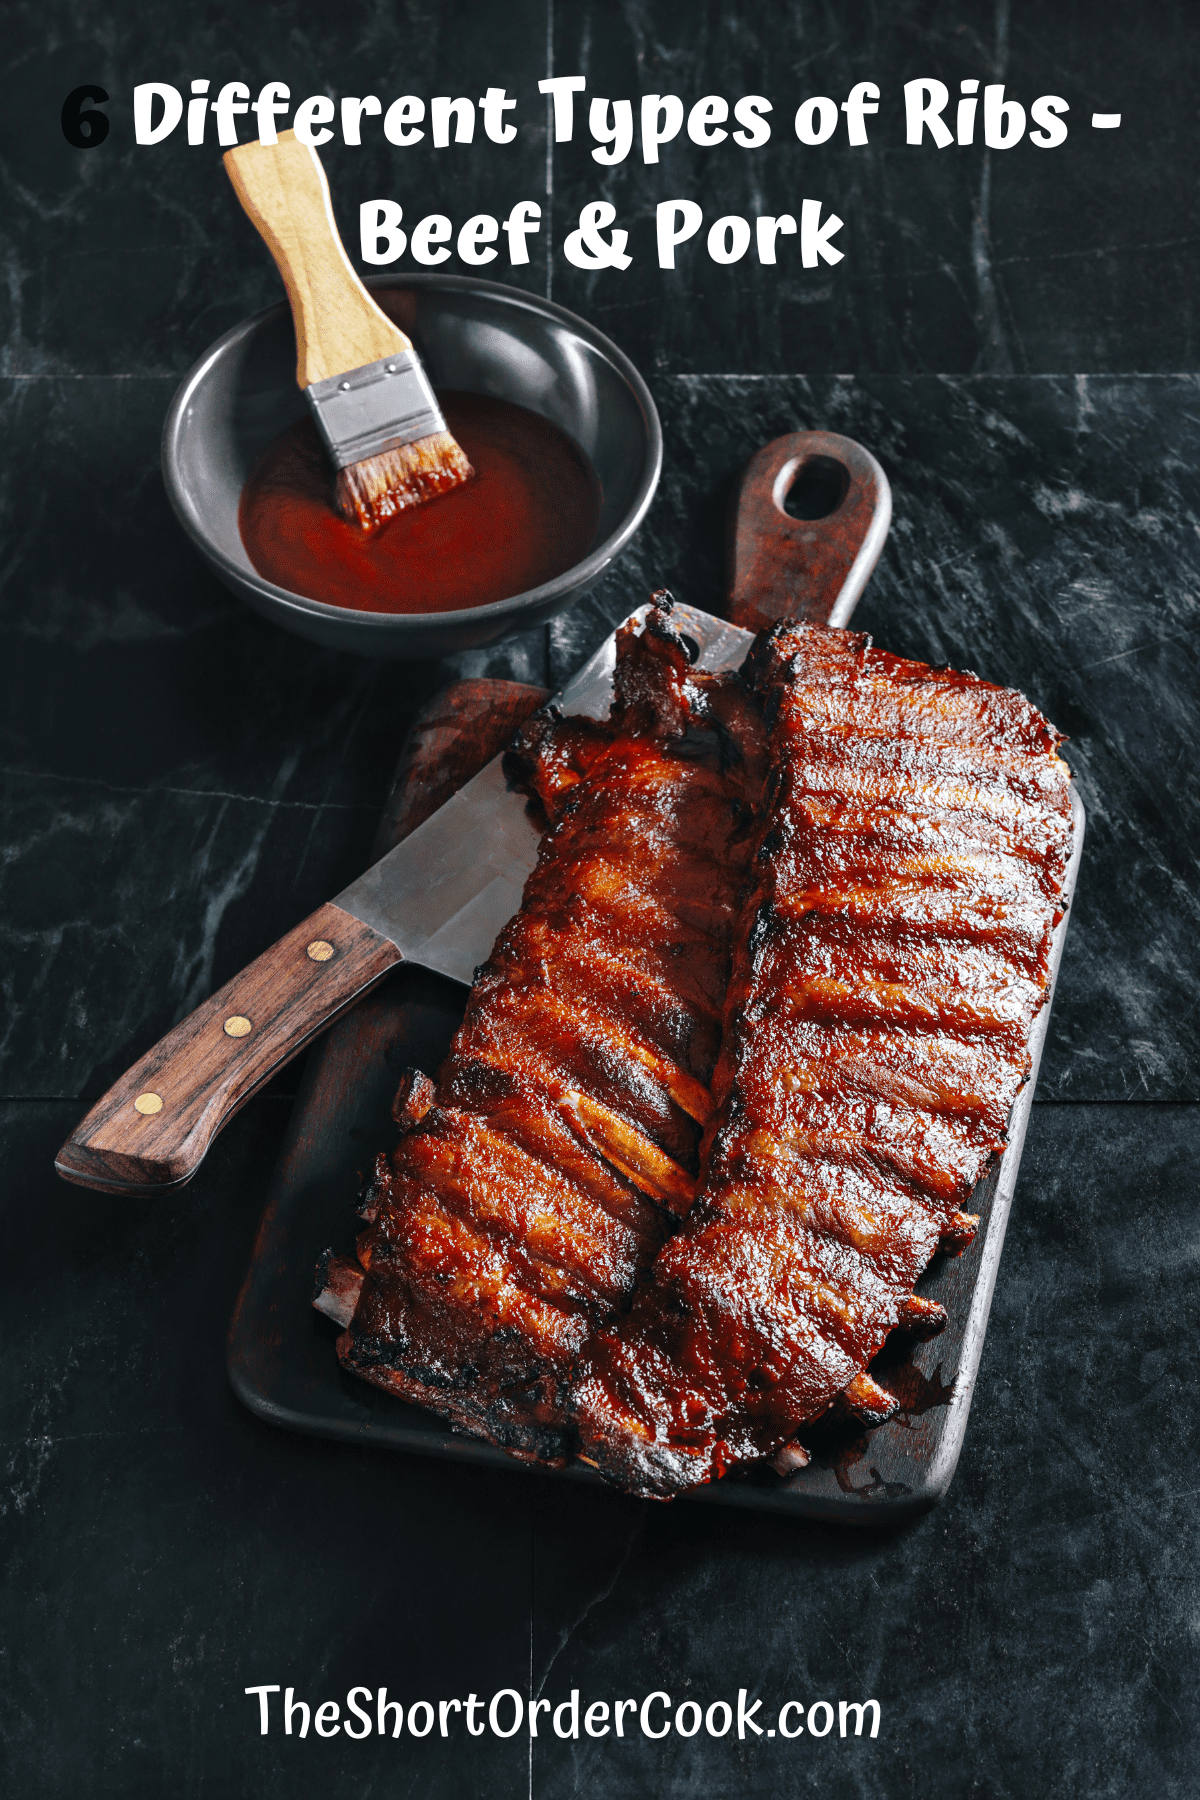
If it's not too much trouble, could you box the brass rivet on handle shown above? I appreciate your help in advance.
[307,940,335,962]
[134,1092,163,1115]
[224,1015,252,1038]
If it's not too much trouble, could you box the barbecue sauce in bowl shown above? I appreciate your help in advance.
[239,392,603,615]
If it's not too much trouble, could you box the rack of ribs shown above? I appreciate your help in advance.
[318,599,768,1462]
[571,620,1075,1496]
[316,602,1074,1499]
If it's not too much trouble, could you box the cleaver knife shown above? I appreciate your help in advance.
[54,604,756,1196]
[55,426,890,1196]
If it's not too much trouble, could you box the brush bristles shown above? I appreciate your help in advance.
[334,430,474,533]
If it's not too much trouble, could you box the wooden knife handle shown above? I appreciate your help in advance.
[55,903,401,1195]
[223,129,412,387]
[726,430,892,632]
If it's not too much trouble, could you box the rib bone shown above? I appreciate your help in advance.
[313,1250,365,1328]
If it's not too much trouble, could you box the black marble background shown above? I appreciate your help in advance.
[2,3,1198,1796]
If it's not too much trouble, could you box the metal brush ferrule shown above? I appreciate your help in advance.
[304,351,446,471]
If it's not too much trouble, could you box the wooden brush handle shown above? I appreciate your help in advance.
[55,904,401,1194]
[224,129,412,387]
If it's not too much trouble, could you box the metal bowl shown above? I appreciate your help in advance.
[161,274,662,657]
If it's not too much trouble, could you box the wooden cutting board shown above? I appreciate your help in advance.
[225,428,1082,1517]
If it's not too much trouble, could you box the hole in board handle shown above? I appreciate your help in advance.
[777,455,851,522]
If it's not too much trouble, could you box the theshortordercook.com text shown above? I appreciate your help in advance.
[244,1684,881,1742]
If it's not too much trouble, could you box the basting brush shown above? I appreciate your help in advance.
[223,130,472,531]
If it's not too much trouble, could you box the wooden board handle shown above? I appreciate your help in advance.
[55,903,402,1194]
[223,129,411,387]
[726,430,892,632]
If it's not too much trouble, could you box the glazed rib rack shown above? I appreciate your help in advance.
[573,619,1075,1495]
[318,604,766,1462]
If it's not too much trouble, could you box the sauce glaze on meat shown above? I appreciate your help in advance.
[317,604,1074,1498]
[571,620,1074,1496]
[329,602,767,1461]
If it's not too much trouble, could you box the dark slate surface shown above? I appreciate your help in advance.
[3,368,1197,1798]
[2,1,1198,1794]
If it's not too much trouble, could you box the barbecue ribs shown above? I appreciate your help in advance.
[321,601,767,1461]
[571,620,1074,1495]
[316,604,1074,1500]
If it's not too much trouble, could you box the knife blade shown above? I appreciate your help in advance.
[54,603,754,1195]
